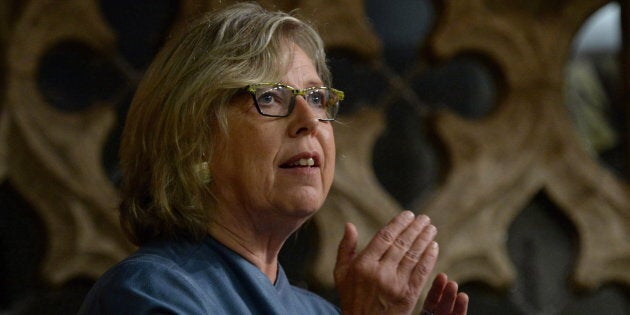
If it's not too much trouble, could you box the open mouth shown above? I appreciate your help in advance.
[280,155,320,168]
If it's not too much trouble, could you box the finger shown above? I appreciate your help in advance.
[435,280,459,315]
[334,223,358,283]
[423,273,448,312]
[409,241,439,294]
[361,211,415,260]
[396,220,436,274]
[452,293,469,315]
[381,215,430,265]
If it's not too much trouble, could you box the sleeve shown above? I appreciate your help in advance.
[78,258,212,315]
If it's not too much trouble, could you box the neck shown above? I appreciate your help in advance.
[207,210,305,283]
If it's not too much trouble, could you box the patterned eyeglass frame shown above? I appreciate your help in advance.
[245,83,344,121]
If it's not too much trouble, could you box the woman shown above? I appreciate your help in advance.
[79,2,468,314]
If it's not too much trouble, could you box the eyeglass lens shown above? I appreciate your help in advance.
[254,85,338,119]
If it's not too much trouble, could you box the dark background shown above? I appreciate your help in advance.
[1,0,628,314]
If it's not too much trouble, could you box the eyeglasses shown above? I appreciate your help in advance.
[245,83,344,121]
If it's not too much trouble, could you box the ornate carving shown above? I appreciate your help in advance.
[312,0,629,295]
[422,0,629,290]
[3,0,627,300]
[5,0,132,284]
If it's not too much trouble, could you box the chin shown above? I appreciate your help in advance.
[283,187,324,207]
[282,197,323,218]
[290,203,321,216]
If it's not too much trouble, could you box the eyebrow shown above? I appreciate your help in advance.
[281,80,325,88]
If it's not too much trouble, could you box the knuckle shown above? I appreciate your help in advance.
[394,237,410,250]
[404,250,421,261]
[377,229,396,244]
[415,264,431,277]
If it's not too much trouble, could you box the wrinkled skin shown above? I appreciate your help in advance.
[335,211,469,315]
[210,41,468,314]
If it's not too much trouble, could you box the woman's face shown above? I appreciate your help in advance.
[210,44,336,227]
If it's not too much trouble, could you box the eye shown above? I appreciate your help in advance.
[257,92,275,105]
[308,90,327,107]
[256,88,285,107]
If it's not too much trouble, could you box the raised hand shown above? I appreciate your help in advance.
[420,273,468,315]
[334,211,439,314]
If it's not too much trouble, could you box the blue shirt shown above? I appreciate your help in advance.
[78,236,340,314]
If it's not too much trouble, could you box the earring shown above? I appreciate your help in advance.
[196,161,211,183]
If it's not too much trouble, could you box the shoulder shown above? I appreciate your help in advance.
[78,241,214,314]
[91,252,200,290]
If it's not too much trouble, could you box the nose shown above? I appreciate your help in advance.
[288,96,320,137]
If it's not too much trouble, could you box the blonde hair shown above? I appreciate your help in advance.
[119,2,331,245]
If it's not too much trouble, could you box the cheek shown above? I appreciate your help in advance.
[322,127,336,183]
[234,125,283,179]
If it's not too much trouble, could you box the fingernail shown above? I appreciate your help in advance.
[428,224,437,234]
[417,214,430,224]
[402,210,415,219]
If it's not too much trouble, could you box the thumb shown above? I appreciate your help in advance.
[334,222,358,283]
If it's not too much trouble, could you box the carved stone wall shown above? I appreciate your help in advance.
[315,0,629,292]
[422,0,629,290]
[0,0,627,313]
